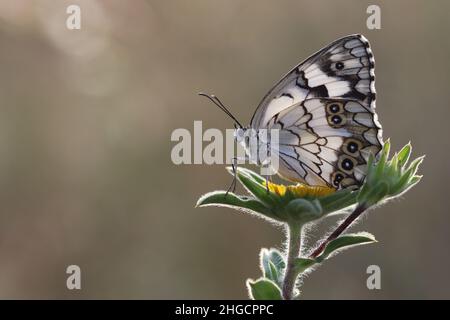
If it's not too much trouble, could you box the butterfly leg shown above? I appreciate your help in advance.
[225,157,238,196]
[225,156,249,196]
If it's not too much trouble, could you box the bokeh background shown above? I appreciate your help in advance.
[0,0,448,299]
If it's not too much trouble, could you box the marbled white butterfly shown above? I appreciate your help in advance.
[201,34,383,190]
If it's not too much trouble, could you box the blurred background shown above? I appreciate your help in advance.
[0,0,448,299]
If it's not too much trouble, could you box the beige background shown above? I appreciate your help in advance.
[0,0,448,299]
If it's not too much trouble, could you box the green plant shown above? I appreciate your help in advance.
[196,140,423,300]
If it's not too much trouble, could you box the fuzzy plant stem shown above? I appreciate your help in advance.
[309,204,367,258]
[282,223,302,300]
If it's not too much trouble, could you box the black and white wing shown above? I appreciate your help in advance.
[251,34,383,189]
[251,34,378,129]
[268,98,382,189]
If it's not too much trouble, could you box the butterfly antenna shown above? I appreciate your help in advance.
[198,92,244,129]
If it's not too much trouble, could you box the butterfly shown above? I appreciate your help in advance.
[201,34,383,190]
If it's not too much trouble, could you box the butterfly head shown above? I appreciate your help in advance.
[234,126,248,145]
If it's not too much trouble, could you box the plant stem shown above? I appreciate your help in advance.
[282,223,302,300]
[309,204,367,258]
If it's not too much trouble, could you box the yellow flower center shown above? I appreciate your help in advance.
[264,181,336,198]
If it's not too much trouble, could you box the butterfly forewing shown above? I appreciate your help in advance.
[250,34,383,189]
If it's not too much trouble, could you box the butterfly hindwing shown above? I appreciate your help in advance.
[268,98,382,189]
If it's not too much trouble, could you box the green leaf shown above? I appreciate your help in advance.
[361,181,389,207]
[261,250,276,281]
[315,232,377,262]
[196,191,280,221]
[409,175,422,186]
[226,167,280,209]
[285,198,322,222]
[268,261,279,284]
[247,278,282,300]
[375,139,390,177]
[386,152,401,179]
[319,188,353,208]
[356,141,423,206]
[237,167,266,185]
[268,249,285,271]
[397,142,412,170]
[391,156,425,195]
[260,248,285,286]
[389,152,399,171]
[405,155,425,177]
[293,258,316,274]
[362,153,376,187]
[321,189,358,213]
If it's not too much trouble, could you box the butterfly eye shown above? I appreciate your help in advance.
[234,128,245,142]
[335,62,344,70]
